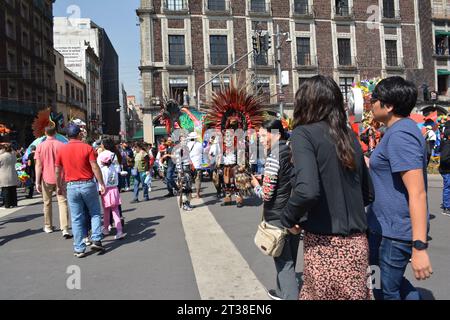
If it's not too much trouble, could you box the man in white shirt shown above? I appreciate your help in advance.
[187,132,204,198]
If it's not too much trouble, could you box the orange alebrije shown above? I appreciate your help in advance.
[32,108,53,138]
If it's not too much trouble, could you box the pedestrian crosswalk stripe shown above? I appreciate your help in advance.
[178,197,269,300]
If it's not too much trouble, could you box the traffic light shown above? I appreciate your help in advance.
[262,33,272,52]
[252,34,261,54]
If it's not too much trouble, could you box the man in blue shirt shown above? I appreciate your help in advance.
[368,77,433,300]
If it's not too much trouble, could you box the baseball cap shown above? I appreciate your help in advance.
[66,124,81,138]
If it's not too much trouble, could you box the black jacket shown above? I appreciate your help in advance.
[262,141,294,222]
[281,122,374,236]
[439,139,450,174]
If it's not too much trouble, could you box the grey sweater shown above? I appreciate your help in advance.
[0,151,18,187]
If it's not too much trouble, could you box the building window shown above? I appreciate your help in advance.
[22,29,29,49]
[6,17,16,40]
[383,0,395,18]
[210,35,228,65]
[339,77,354,103]
[250,0,267,13]
[8,81,18,98]
[34,14,40,30]
[297,37,311,65]
[208,0,226,11]
[22,57,31,79]
[338,38,352,65]
[385,40,398,66]
[36,67,42,83]
[34,38,42,57]
[7,49,17,72]
[335,0,350,16]
[169,78,188,105]
[168,35,186,65]
[65,82,70,98]
[294,0,309,14]
[21,2,29,20]
[165,0,187,11]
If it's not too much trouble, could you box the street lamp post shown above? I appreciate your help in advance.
[274,24,291,117]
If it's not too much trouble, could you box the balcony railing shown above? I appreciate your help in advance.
[208,53,232,67]
[333,5,354,20]
[296,53,318,68]
[386,56,405,69]
[162,0,189,14]
[248,0,271,16]
[336,55,358,68]
[382,9,401,21]
[204,0,231,14]
[292,2,314,18]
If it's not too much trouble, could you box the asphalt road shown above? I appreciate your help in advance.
[0,175,449,300]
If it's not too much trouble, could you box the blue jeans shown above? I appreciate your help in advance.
[368,232,420,300]
[166,164,177,193]
[133,171,149,200]
[442,174,450,209]
[66,181,102,253]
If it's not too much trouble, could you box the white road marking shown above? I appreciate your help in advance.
[178,197,268,300]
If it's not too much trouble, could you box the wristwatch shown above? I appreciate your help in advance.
[412,240,428,250]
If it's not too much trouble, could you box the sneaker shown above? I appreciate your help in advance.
[84,237,92,246]
[62,230,73,239]
[266,289,283,301]
[164,193,174,198]
[144,197,150,201]
[73,251,86,258]
[237,202,244,208]
[130,199,140,204]
[102,229,110,236]
[114,232,126,240]
[43,226,54,233]
[90,241,105,252]
[183,204,193,212]
[442,208,450,217]
[125,187,130,192]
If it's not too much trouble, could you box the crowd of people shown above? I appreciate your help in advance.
[0,75,442,300]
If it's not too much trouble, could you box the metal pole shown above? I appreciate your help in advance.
[276,24,284,117]
[120,103,127,142]
[197,50,255,110]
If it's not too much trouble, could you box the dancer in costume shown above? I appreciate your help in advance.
[204,81,266,207]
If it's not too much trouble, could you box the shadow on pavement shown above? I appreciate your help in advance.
[0,228,42,246]
[121,208,136,214]
[101,215,164,253]
[0,213,42,226]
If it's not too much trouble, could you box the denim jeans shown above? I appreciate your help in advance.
[166,163,177,193]
[66,181,102,253]
[368,232,420,300]
[442,174,450,209]
[272,219,301,300]
[133,171,149,201]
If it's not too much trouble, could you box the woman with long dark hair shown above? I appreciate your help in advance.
[281,75,374,300]
[251,119,299,300]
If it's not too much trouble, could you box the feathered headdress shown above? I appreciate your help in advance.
[204,81,266,131]
[32,108,56,138]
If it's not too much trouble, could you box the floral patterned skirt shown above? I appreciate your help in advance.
[300,232,372,300]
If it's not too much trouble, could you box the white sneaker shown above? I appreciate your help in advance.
[114,232,126,240]
[43,226,54,233]
[84,237,92,246]
[62,229,73,239]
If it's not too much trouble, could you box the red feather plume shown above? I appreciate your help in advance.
[32,108,54,138]
[204,81,266,131]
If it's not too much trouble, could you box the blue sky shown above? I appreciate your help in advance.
[54,0,142,103]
